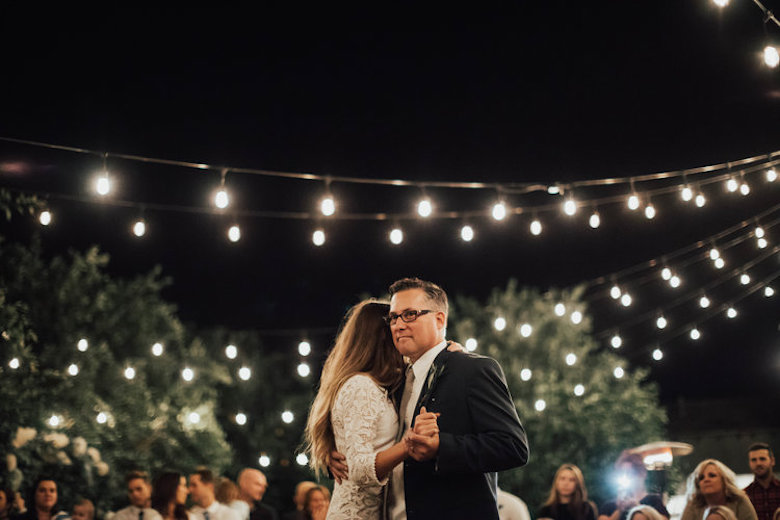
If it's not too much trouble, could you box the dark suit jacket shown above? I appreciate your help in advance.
[401,349,528,520]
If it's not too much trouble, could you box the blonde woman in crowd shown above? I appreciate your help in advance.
[626,505,666,520]
[680,459,757,520]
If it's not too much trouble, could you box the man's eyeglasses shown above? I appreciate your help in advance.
[383,309,434,325]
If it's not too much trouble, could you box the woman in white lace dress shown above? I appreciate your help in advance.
[305,299,409,520]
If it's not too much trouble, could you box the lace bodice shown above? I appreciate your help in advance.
[327,373,399,520]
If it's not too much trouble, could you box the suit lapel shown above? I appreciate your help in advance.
[412,348,450,422]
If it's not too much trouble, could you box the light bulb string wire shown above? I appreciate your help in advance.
[593,244,779,338]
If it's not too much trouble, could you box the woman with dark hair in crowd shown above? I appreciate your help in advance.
[537,464,597,520]
[14,477,68,520]
[151,472,190,520]
[0,486,19,520]
[302,486,330,520]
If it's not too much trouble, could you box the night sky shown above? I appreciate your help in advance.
[1,4,779,408]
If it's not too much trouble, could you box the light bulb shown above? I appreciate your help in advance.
[465,338,478,351]
[225,344,238,359]
[670,275,681,288]
[757,238,768,249]
[740,182,750,196]
[236,413,247,425]
[570,311,583,324]
[661,267,672,280]
[690,328,701,340]
[726,178,739,192]
[519,324,533,338]
[652,348,663,361]
[713,0,729,7]
[520,368,532,381]
[530,219,542,236]
[755,226,765,238]
[152,342,164,356]
[417,198,433,217]
[563,199,577,216]
[681,185,693,201]
[620,293,632,307]
[627,194,640,211]
[188,412,200,424]
[298,341,312,356]
[312,229,326,246]
[565,353,577,366]
[695,193,706,207]
[644,204,656,219]
[77,338,88,352]
[613,367,625,379]
[214,189,229,209]
[133,220,146,237]
[714,258,725,269]
[281,411,294,424]
[297,363,311,377]
[554,303,566,316]
[296,453,309,466]
[534,399,546,412]
[589,211,601,229]
[492,202,507,221]
[740,273,750,285]
[461,225,474,242]
[389,228,404,245]
[68,363,79,376]
[656,316,667,329]
[95,173,110,196]
[610,285,621,299]
[699,296,711,308]
[182,367,195,382]
[96,412,108,424]
[320,195,335,216]
[726,307,738,319]
[765,286,776,297]
[259,455,270,467]
[49,415,61,427]
[764,45,780,68]
[228,225,241,242]
[9,358,20,369]
[39,210,52,226]
[611,335,622,349]
[709,248,720,260]
[574,384,585,396]
[238,366,252,380]
[494,317,507,331]
[767,169,777,182]
[124,367,136,380]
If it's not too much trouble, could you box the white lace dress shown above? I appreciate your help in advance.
[327,373,399,520]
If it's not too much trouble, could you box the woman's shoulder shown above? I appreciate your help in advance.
[338,373,388,397]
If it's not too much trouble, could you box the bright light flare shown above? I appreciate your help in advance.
[611,335,622,349]
[519,323,533,337]
[460,225,474,242]
[690,328,701,340]
[281,411,294,424]
[764,45,780,68]
[589,212,601,229]
[563,199,577,216]
[297,363,311,377]
[767,169,777,182]
[259,455,270,467]
[695,193,706,207]
[68,363,79,376]
[227,225,241,242]
[765,286,776,297]
[656,316,667,329]
[417,198,433,217]
[320,195,335,216]
[214,188,229,209]
[133,220,146,237]
[225,344,238,359]
[238,366,252,380]
[610,285,621,299]
[298,341,312,356]
[520,368,532,381]
[296,453,309,466]
[9,357,20,369]
[726,307,738,319]
[312,229,326,246]
[465,338,478,351]
[492,202,507,221]
[493,317,507,331]
[652,348,664,361]
[613,367,625,379]
[644,204,656,219]
[236,413,247,425]
[96,412,108,424]
[95,173,110,196]
[726,178,739,192]
[740,273,750,285]
[534,399,546,412]
[530,219,542,236]
[182,367,195,382]
[389,228,404,245]
[574,384,585,396]
[627,195,640,211]
[699,296,711,308]
[554,303,566,316]
[565,353,577,366]
[124,367,136,380]
[77,338,88,352]
[620,293,632,307]
[570,311,583,324]
[152,342,164,356]
[681,185,693,202]
[39,210,52,226]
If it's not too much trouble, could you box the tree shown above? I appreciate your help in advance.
[450,280,668,508]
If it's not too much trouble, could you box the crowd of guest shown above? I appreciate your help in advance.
[1,442,777,520]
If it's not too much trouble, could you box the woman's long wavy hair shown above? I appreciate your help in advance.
[304,299,404,476]
[685,459,746,508]
[542,464,594,520]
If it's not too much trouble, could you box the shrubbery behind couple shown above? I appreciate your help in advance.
[305,277,529,520]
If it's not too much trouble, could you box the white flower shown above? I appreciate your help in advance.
[6,454,17,471]
[87,447,102,463]
[56,451,72,466]
[12,427,37,448]
[72,437,87,457]
[43,432,69,449]
[95,461,109,476]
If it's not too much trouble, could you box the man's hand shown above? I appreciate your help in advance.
[328,450,348,484]
[406,406,440,461]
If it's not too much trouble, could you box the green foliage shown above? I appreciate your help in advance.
[0,188,38,221]
[450,279,668,509]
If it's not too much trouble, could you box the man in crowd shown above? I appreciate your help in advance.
[234,469,277,520]
[189,468,240,520]
[113,471,162,520]
[744,442,780,520]
[282,482,317,520]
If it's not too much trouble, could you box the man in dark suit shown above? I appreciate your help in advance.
[386,277,529,520]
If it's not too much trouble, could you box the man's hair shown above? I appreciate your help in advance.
[748,442,773,456]
[126,470,150,485]
[389,277,448,313]
[192,467,215,485]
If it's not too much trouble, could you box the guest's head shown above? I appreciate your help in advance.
[151,472,189,520]
[627,505,666,520]
[747,443,775,480]
[303,486,330,520]
[126,470,153,508]
[30,477,57,514]
[72,498,94,520]
[215,477,239,505]
[614,451,648,497]
[388,278,449,361]
[237,469,267,504]
[686,459,745,507]
[543,464,588,508]
[0,487,16,518]
[305,299,404,475]
[703,505,738,520]
[188,468,216,508]
[292,481,317,511]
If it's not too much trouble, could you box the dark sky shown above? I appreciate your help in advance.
[1,4,779,406]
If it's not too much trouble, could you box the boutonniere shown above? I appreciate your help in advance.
[418,361,447,409]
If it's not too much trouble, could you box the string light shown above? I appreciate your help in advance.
[726,306,738,318]
[764,45,780,68]
[610,285,622,299]
[67,363,79,376]
[627,193,640,211]
[182,367,195,382]
[225,344,238,359]
[228,225,241,243]
[574,384,585,396]
[48,415,61,427]
[620,293,632,307]
[77,338,88,352]
[281,411,294,424]
[39,210,52,226]
[755,226,765,238]
[767,169,778,182]
[699,295,711,308]
[492,201,507,221]
[680,184,694,202]
[297,363,311,377]
[530,218,542,236]
[690,328,701,340]
[613,367,625,379]
[656,316,668,329]
[214,169,230,209]
[96,412,108,424]
[554,303,566,316]
[661,267,672,280]
[152,342,164,356]
[124,367,136,380]
[520,368,532,381]
[460,224,474,242]
[570,311,583,324]
[320,194,336,216]
[589,210,601,229]
[611,334,622,348]
[95,172,111,196]
[389,227,404,245]
[188,412,200,424]
[757,237,768,249]
[238,366,252,380]
[417,197,433,218]
[465,338,478,351]
[235,413,247,425]
[312,229,326,246]
[740,273,751,285]
[765,286,776,297]
[298,341,311,356]
[563,197,577,216]
[494,317,507,331]
[652,348,664,361]
[296,453,309,466]
[534,399,546,412]
[565,353,577,366]
[670,275,682,288]
[9,358,20,369]
[132,219,146,237]
[712,0,729,8]
[695,191,707,207]
[519,323,533,337]
[259,455,271,467]
[709,247,720,260]
[739,181,750,196]
[644,203,656,220]
[714,257,725,269]
[726,177,739,193]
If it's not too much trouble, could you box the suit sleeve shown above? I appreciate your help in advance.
[435,357,528,474]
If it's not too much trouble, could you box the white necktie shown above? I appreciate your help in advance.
[399,365,416,430]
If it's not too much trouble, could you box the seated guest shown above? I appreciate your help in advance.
[705,505,739,520]
[1,487,19,520]
[114,471,163,520]
[188,468,239,520]
[151,473,191,520]
[537,464,597,520]
[301,487,329,520]
[281,482,316,520]
[626,505,666,520]
[680,459,758,520]
[598,452,669,520]
[71,499,93,520]
[234,470,276,520]
[14,477,69,520]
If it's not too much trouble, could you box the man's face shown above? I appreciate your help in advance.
[188,475,212,507]
[748,449,775,479]
[127,478,152,508]
[244,473,267,502]
[389,289,446,362]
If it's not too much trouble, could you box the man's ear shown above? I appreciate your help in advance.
[436,311,447,330]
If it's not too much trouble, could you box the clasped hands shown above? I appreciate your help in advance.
[404,406,440,461]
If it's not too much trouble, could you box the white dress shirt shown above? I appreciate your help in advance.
[190,501,240,520]
[113,506,163,520]
[390,339,448,520]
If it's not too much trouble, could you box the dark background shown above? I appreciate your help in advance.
[1,4,778,409]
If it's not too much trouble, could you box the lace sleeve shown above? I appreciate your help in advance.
[332,374,390,487]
